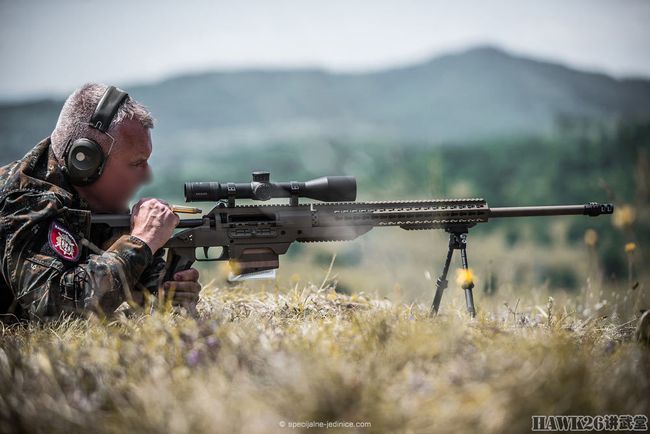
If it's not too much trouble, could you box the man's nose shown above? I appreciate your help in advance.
[142,166,153,184]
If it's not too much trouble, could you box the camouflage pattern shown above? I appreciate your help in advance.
[0,137,166,322]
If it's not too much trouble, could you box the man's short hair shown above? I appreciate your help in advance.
[51,83,154,161]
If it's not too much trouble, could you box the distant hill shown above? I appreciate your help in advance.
[2,45,650,163]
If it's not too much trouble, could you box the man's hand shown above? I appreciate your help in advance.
[161,268,201,308]
[130,198,180,253]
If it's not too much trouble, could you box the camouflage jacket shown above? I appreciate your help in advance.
[0,137,166,322]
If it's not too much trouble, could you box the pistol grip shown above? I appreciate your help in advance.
[162,247,196,283]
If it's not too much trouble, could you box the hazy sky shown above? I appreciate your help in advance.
[1,0,649,100]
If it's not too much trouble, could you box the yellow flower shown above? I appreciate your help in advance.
[228,260,242,276]
[612,204,636,229]
[584,229,598,247]
[455,268,475,287]
[625,242,637,254]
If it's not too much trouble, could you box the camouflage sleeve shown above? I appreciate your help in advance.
[0,193,153,320]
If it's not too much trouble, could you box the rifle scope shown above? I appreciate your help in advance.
[184,171,357,203]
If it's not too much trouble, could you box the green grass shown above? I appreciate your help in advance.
[1,276,648,434]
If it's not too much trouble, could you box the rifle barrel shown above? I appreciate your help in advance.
[489,202,613,218]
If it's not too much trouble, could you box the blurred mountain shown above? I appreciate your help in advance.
[2,45,650,163]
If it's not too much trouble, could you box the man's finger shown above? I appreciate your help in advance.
[163,281,201,293]
[161,283,200,304]
[133,197,149,208]
[173,268,200,282]
[165,289,199,300]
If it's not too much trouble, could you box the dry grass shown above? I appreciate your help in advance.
[1,275,648,434]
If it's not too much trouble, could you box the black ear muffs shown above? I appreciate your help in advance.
[65,138,106,186]
[62,85,130,186]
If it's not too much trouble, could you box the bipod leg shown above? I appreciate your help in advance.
[429,233,456,317]
[458,235,476,318]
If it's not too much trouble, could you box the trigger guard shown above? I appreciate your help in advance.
[195,245,229,262]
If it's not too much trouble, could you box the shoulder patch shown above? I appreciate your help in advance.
[48,221,80,262]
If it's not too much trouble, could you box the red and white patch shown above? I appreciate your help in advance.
[48,221,80,262]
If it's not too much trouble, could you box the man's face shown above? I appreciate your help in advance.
[79,119,152,213]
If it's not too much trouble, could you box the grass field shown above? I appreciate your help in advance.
[1,262,648,434]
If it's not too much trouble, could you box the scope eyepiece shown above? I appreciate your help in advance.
[184,171,357,205]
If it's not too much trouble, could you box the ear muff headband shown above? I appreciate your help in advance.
[63,86,129,186]
[89,86,129,132]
